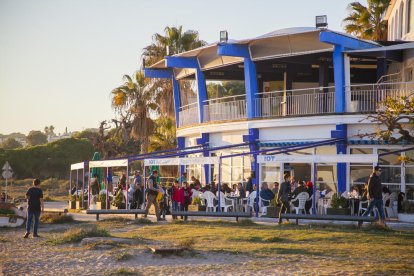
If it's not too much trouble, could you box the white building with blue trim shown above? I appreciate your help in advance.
[144,25,414,200]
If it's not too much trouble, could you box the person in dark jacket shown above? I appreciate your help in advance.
[360,166,386,226]
[277,173,292,224]
[259,183,275,206]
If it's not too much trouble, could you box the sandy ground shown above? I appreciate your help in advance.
[1,202,413,275]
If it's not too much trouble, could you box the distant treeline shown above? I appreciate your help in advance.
[0,138,94,179]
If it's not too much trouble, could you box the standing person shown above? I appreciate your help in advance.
[134,171,143,208]
[24,179,44,238]
[120,173,127,190]
[170,180,182,219]
[360,166,386,226]
[277,173,292,224]
[143,170,162,221]
[180,182,192,221]
[177,172,187,185]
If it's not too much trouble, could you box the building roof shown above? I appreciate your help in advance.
[148,27,379,79]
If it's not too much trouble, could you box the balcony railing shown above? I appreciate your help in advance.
[346,82,414,113]
[178,103,199,127]
[203,95,246,122]
[255,87,335,118]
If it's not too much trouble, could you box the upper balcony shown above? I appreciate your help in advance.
[177,81,414,128]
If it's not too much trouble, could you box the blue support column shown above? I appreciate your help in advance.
[331,124,347,194]
[177,136,186,180]
[243,128,259,217]
[333,46,345,113]
[166,56,207,123]
[144,68,181,127]
[218,44,258,118]
[196,133,210,184]
[321,32,378,194]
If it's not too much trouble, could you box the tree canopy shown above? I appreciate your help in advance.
[27,130,48,146]
[343,0,390,40]
[1,138,22,150]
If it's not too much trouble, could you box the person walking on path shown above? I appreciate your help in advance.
[360,166,386,227]
[143,170,163,221]
[277,173,292,224]
[24,179,44,238]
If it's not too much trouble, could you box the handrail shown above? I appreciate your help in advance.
[179,102,198,111]
[347,81,414,88]
[204,94,245,104]
[257,86,335,96]
[376,72,402,84]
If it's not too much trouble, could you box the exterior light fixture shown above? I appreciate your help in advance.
[315,15,328,29]
[220,30,228,43]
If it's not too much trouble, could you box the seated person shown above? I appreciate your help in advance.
[291,180,308,207]
[305,181,313,213]
[236,182,246,198]
[259,183,275,206]
[272,182,279,196]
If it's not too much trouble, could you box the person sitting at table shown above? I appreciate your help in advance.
[305,181,313,213]
[236,182,246,198]
[291,180,308,208]
[259,183,275,206]
[272,182,280,196]
[191,176,201,187]
[221,183,232,195]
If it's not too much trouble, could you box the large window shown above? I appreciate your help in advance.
[179,79,198,107]
[350,148,373,185]
[206,80,245,100]
[409,0,414,33]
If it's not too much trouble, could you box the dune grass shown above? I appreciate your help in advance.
[40,213,74,224]
[44,225,110,245]
[115,220,414,274]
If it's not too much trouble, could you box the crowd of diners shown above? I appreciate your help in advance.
[73,167,407,222]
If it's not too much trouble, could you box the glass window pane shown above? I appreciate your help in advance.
[350,166,372,185]
[179,80,198,106]
[350,148,373,154]
[261,165,280,185]
[405,150,414,164]
[380,167,401,184]
[206,80,245,100]
[378,149,401,165]
[406,167,414,184]
[316,165,337,193]
[316,146,336,155]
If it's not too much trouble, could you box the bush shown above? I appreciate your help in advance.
[40,213,74,224]
[330,193,348,208]
[45,226,110,245]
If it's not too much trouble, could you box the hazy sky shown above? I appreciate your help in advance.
[0,0,367,135]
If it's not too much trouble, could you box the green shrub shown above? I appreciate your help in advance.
[40,213,74,224]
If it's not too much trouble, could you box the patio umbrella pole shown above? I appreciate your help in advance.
[106,167,109,210]
[82,166,85,208]
[76,169,79,201]
[69,170,72,201]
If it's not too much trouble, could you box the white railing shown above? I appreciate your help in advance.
[203,95,246,122]
[346,82,414,113]
[178,103,199,127]
[255,87,335,118]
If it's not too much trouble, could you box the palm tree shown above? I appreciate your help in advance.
[343,0,390,40]
[148,117,177,152]
[111,71,157,154]
[142,26,206,118]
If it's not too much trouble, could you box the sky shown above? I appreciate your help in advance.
[0,0,367,135]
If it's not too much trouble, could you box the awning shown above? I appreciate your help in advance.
[144,157,220,166]
[147,28,379,78]
[257,154,378,164]
[70,162,85,170]
[345,42,414,62]
[89,159,129,168]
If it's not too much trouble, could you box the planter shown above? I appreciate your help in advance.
[110,204,118,210]
[89,203,97,210]
[327,208,351,216]
[266,207,280,218]
[398,213,414,223]
[76,201,88,210]
[68,200,76,210]
[188,205,206,212]
[96,202,107,210]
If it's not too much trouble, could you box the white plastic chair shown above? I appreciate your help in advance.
[216,191,233,212]
[383,194,395,217]
[201,191,217,212]
[358,200,369,216]
[291,192,309,214]
[245,191,257,213]
[259,196,271,216]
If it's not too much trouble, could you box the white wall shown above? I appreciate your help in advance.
[259,124,334,142]
[209,130,247,147]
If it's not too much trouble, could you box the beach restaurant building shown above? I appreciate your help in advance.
[143,24,414,199]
